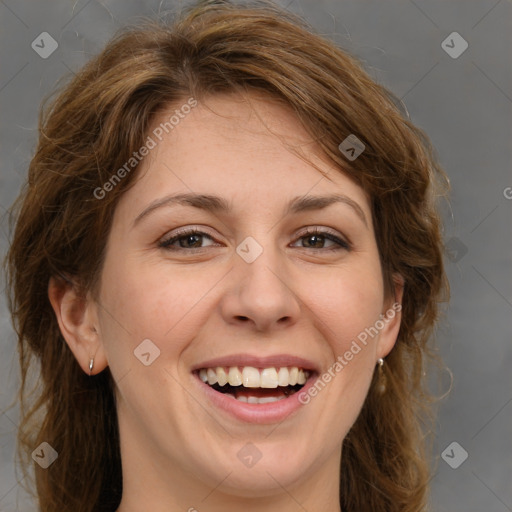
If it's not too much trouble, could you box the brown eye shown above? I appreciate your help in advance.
[292,228,351,251]
[159,229,217,250]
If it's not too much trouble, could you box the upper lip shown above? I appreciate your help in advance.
[192,354,319,373]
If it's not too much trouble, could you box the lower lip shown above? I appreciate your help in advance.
[193,373,317,424]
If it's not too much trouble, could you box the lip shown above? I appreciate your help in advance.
[192,369,318,424]
[191,353,319,372]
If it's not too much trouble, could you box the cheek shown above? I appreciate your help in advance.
[302,259,383,408]
[308,262,384,352]
[97,256,223,360]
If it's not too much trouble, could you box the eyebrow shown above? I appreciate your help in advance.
[132,192,368,228]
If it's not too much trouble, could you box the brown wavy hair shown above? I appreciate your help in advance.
[5,1,449,511]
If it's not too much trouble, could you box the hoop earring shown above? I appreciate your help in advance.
[89,358,94,376]
[376,358,386,394]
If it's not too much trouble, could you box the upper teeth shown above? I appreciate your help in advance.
[198,366,310,388]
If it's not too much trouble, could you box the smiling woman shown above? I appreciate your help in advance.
[5,1,449,512]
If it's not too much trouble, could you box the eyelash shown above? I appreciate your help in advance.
[158,227,351,252]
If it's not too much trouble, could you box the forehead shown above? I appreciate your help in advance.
[117,92,370,220]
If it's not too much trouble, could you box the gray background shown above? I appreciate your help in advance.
[1,0,511,511]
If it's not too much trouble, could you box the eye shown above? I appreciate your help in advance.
[158,228,219,250]
[158,226,351,252]
[291,227,351,251]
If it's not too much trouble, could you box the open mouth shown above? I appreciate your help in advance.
[196,366,312,404]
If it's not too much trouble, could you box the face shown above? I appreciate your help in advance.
[66,92,401,505]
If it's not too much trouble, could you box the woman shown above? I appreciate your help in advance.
[6,1,449,511]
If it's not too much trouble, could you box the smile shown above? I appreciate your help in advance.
[198,366,311,404]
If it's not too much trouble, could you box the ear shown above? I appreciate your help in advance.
[48,275,108,375]
[376,272,405,360]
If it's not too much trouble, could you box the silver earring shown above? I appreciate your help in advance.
[376,358,386,393]
[89,358,94,375]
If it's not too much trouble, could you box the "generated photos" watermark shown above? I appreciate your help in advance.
[298,302,402,404]
[93,97,197,200]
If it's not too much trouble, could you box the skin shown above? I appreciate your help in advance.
[49,92,403,512]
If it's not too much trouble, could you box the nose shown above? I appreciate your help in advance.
[219,242,301,333]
